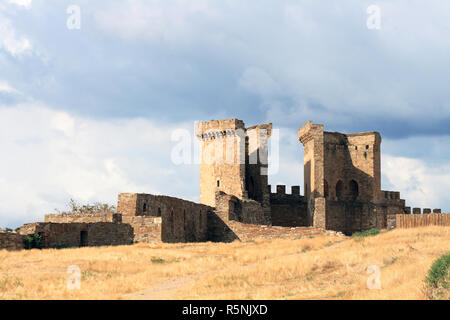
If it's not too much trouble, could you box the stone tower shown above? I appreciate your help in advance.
[195,119,272,208]
[298,121,382,229]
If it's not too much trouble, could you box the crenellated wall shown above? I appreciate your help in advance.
[269,185,308,227]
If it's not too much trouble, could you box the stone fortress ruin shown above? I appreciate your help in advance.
[0,119,446,250]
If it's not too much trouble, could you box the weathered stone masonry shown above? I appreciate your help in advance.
[2,118,447,251]
[17,222,133,248]
[0,232,25,251]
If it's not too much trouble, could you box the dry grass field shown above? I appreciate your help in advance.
[0,226,449,300]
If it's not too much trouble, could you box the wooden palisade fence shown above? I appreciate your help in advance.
[396,213,449,229]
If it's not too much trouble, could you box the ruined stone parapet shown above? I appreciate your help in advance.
[45,213,122,224]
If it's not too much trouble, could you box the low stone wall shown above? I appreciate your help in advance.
[0,232,24,251]
[17,222,133,248]
[325,201,379,234]
[325,200,405,234]
[44,213,121,223]
[122,216,162,243]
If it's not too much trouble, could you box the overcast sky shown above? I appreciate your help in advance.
[1,0,449,228]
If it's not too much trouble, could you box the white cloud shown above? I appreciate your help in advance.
[0,104,198,228]
[0,81,20,94]
[0,13,32,56]
[8,0,32,9]
[94,0,217,42]
[382,154,450,211]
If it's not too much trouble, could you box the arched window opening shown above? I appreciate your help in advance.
[336,180,344,200]
[349,180,359,201]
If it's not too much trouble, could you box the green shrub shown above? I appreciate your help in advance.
[54,198,117,215]
[23,234,43,250]
[352,228,380,238]
[151,257,166,264]
[426,253,450,289]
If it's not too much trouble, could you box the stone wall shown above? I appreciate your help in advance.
[0,232,25,251]
[45,213,121,223]
[324,199,406,234]
[122,216,162,243]
[326,201,379,234]
[117,193,138,216]
[119,193,211,243]
[214,191,267,225]
[269,187,308,227]
[17,222,133,248]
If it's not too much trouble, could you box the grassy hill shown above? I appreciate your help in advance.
[0,226,449,300]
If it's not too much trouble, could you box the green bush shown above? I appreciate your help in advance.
[54,198,117,215]
[23,234,43,250]
[352,228,380,238]
[151,257,166,264]
[426,253,450,289]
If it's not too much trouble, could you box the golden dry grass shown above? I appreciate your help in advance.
[0,226,449,300]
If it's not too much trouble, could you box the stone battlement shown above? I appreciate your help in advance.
[409,208,442,214]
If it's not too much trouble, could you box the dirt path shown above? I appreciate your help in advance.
[122,274,206,300]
